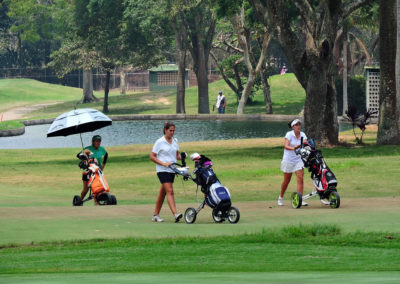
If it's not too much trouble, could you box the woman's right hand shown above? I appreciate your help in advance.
[163,162,173,167]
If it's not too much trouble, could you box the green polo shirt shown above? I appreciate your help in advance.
[85,145,107,167]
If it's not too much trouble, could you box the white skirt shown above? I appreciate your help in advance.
[280,160,304,173]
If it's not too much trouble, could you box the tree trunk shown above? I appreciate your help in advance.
[261,62,272,114]
[103,70,110,114]
[196,56,210,113]
[173,17,186,114]
[237,70,256,114]
[210,52,239,96]
[234,8,269,114]
[397,0,400,132]
[342,35,348,116]
[377,0,400,144]
[176,48,186,114]
[82,69,97,103]
[303,62,339,145]
[120,68,126,95]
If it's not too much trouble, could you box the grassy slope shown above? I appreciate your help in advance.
[0,78,82,113]
[25,73,305,119]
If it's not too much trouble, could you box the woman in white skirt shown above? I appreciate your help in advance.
[278,119,308,206]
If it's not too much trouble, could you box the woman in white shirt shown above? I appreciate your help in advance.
[278,119,308,206]
[150,122,183,223]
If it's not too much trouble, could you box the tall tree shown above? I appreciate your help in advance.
[74,0,125,113]
[377,0,400,144]
[232,6,270,114]
[250,0,375,145]
[179,0,217,114]
[213,0,272,114]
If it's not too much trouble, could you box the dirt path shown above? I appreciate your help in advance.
[1,102,60,121]
[0,197,397,219]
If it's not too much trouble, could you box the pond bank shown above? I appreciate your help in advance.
[0,114,301,137]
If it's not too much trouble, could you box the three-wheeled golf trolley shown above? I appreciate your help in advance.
[170,152,240,224]
[291,138,340,209]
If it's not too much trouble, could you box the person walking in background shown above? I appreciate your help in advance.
[150,122,183,223]
[278,119,308,206]
[216,91,226,114]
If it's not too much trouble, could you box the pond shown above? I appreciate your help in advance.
[0,120,352,149]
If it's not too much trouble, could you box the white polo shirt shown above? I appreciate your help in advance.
[152,136,179,173]
[282,130,307,163]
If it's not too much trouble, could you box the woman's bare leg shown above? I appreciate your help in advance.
[163,182,177,215]
[154,185,166,215]
[280,173,292,198]
[295,169,304,195]
[80,181,89,199]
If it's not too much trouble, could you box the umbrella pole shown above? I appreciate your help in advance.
[80,133,84,150]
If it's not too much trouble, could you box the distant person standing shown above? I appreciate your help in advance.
[216,91,226,114]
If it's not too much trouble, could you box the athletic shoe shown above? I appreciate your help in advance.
[277,196,284,206]
[174,213,183,223]
[302,201,308,206]
[152,215,164,222]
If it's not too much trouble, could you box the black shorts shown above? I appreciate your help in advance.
[157,172,175,184]
[82,173,90,182]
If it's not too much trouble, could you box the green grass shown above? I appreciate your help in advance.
[2,272,400,284]
[0,137,399,245]
[1,224,399,275]
[0,78,82,113]
[0,129,398,277]
[22,73,305,119]
[0,120,24,130]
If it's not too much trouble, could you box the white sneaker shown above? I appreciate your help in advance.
[152,215,164,222]
[302,201,308,206]
[174,213,183,223]
[277,197,284,206]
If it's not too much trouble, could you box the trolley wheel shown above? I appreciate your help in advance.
[73,195,83,206]
[227,206,240,224]
[328,191,340,209]
[110,195,117,205]
[184,207,197,224]
[212,208,224,223]
[97,192,112,205]
[291,192,302,209]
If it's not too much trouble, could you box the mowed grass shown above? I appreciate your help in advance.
[0,78,82,113]
[3,272,400,284]
[1,224,400,279]
[0,120,24,130]
[1,127,399,278]
[24,73,305,119]
[0,129,399,245]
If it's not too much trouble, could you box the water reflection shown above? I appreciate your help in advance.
[0,120,351,149]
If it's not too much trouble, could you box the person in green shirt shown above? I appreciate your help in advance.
[78,135,108,200]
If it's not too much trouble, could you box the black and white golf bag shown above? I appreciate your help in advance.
[194,155,232,211]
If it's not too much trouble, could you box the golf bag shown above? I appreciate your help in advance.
[296,139,337,197]
[193,155,232,212]
[73,151,116,206]
[172,153,240,223]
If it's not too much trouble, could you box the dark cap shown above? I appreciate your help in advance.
[92,135,102,141]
